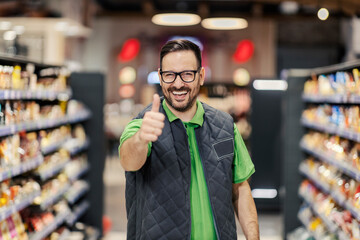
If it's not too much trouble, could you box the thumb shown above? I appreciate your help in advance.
[151,94,160,112]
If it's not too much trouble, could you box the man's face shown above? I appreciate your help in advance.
[159,50,204,112]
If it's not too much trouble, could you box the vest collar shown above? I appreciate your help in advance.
[161,99,204,127]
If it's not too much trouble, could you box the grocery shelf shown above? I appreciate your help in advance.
[67,164,89,183]
[68,139,90,156]
[302,93,360,104]
[0,89,72,101]
[65,181,90,205]
[0,155,43,182]
[299,165,360,223]
[37,158,71,181]
[66,200,90,226]
[29,210,70,240]
[301,118,360,143]
[299,191,339,234]
[299,163,332,195]
[297,213,320,240]
[0,110,91,138]
[0,190,40,222]
[40,183,71,210]
[299,164,347,206]
[300,141,360,182]
[41,137,70,155]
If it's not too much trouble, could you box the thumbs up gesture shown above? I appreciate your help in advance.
[139,94,165,143]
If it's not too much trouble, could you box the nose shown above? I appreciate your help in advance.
[172,74,185,88]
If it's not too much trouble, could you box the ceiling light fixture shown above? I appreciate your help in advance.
[201,17,248,30]
[317,8,329,21]
[152,13,201,26]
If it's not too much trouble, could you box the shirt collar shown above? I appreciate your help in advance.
[162,99,204,127]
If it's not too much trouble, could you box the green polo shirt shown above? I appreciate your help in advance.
[119,100,255,240]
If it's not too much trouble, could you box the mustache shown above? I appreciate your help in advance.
[168,87,190,92]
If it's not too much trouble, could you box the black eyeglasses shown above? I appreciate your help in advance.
[159,68,201,83]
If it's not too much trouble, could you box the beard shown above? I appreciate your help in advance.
[162,84,200,112]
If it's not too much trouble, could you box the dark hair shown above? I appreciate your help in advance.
[160,39,202,69]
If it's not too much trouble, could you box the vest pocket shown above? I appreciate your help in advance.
[212,138,234,160]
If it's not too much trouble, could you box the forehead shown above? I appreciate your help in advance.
[162,50,197,70]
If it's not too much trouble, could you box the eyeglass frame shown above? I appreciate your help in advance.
[159,67,202,83]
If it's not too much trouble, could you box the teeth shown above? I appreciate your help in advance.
[172,91,187,95]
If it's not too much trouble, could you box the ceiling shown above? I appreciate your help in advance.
[95,0,360,19]
[0,0,358,21]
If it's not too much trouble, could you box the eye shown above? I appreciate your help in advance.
[182,71,194,77]
[164,72,175,78]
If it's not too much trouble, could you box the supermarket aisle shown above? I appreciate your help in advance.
[103,156,283,240]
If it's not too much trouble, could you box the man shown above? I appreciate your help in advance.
[119,39,259,240]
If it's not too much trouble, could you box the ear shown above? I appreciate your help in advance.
[199,67,205,86]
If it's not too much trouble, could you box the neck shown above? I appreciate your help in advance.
[165,101,197,122]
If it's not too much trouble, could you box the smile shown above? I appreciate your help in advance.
[172,91,188,96]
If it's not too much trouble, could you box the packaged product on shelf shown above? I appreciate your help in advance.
[0,218,12,240]
[40,105,64,120]
[11,212,27,238]
[35,173,69,206]
[73,125,86,143]
[63,154,88,179]
[12,65,22,90]
[38,125,71,151]
[66,100,86,116]
[36,149,70,176]
[20,132,40,160]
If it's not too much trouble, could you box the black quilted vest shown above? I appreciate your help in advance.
[125,99,237,240]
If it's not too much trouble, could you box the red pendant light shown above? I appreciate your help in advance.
[233,39,254,63]
[118,38,140,62]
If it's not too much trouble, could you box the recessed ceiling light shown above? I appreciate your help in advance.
[152,13,201,26]
[318,8,329,21]
[279,1,299,15]
[201,18,248,30]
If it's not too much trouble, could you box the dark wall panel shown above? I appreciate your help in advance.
[70,72,106,234]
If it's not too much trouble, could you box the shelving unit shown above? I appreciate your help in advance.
[0,56,97,239]
[29,210,70,240]
[0,190,40,221]
[287,60,360,239]
[0,155,43,181]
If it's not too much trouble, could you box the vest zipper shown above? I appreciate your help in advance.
[194,132,221,240]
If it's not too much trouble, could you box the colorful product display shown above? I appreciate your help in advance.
[0,57,94,240]
[39,126,71,151]
[299,66,360,240]
[0,64,68,92]
[299,179,360,239]
[302,104,360,133]
[302,131,360,170]
[304,69,360,96]
[0,132,40,171]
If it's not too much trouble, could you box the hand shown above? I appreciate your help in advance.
[138,94,165,143]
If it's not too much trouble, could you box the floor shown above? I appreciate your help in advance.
[103,156,284,240]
